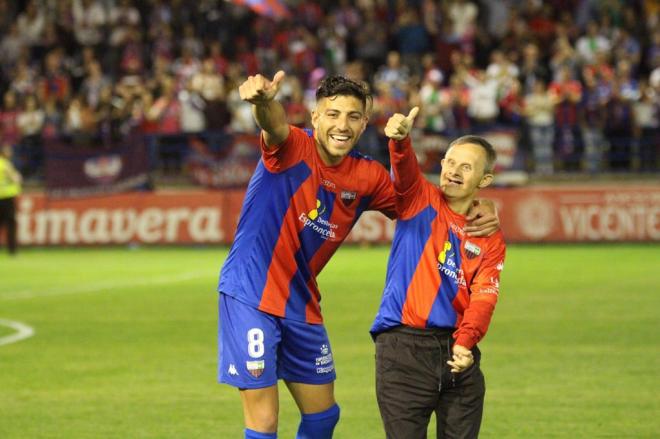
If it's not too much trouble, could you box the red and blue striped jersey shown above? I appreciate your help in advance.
[219,126,396,324]
[371,137,506,349]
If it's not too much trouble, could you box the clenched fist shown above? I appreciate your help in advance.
[384,107,419,140]
[238,70,286,105]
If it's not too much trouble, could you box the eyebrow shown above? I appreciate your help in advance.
[324,108,364,117]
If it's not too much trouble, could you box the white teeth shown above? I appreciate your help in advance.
[331,135,350,141]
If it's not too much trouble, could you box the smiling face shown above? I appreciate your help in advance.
[312,95,367,165]
[440,142,494,210]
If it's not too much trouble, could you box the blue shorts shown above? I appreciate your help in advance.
[218,293,336,389]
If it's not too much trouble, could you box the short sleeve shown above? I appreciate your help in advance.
[261,125,311,172]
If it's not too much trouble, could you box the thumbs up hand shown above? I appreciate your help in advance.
[239,70,286,104]
[384,107,419,140]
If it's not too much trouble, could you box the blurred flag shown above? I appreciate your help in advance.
[230,0,291,19]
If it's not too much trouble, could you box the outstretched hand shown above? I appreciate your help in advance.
[384,107,419,140]
[238,70,286,105]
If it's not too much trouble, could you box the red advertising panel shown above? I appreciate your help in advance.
[12,185,660,246]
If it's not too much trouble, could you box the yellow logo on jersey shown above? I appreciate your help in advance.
[438,241,452,264]
[308,199,326,220]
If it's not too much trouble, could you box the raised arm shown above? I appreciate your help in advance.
[238,70,289,148]
[384,107,422,193]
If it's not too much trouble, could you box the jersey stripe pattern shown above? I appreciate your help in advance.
[219,126,395,324]
[371,137,505,348]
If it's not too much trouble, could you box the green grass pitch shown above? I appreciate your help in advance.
[1,244,659,438]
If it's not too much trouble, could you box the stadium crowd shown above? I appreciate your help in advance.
[0,0,658,182]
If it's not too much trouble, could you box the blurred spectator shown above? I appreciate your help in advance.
[487,50,519,84]
[519,43,550,93]
[282,77,310,129]
[318,15,348,75]
[374,51,410,101]
[633,80,659,172]
[579,70,608,174]
[16,0,45,47]
[612,27,641,69]
[64,95,96,145]
[464,69,500,130]
[0,0,17,35]
[353,8,388,76]
[395,9,429,76]
[38,50,71,106]
[190,58,229,131]
[0,24,27,75]
[550,37,578,82]
[549,66,583,171]
[447,0,478,51]
[148,76,183,173]
[576,21,611,66]
[443,74,471,137]
[418,68,446,133]
[10,60,39,99]
[108,0,141,48]
[178,79,206,134]
[81,60,110,109]
[172,47,202,90]
[604,80,635,171]
[524,80,557,175]
[616,60,640,102]
[208,40,229,77]
[226,73,258,134]
[498,78,524,126]
[180,23,204,59]
[0,91,20,153]
[72,0,107,47]
[42,97,64,141]
[16,94,44,177]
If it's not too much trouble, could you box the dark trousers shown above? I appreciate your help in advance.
[0,197,17,254]
[375,326,485,439]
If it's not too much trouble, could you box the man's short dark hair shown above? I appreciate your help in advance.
[448,135,497,173]
[316,75,372,112]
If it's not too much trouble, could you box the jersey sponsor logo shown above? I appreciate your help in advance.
[477,277,500,295]
[298,199,338,240]
[246,360,265,378]
[437,241,464,286]
[340,190,357,207]
[228,364,239,376]
[449,222,465,237]
[315,344,334,374]
[464,240,481,259]
[321,178,336,189]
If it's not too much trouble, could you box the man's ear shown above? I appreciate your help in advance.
[478,173,494,188]
[311,109,319,129]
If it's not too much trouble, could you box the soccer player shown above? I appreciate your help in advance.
[217,71,500,439]
[371,108,506,439]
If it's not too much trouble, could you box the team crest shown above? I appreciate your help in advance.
[246,360,265,378]
[464,241,481,259]
[340,190,357,206]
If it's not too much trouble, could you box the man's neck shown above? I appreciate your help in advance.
[444,195,475,216]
